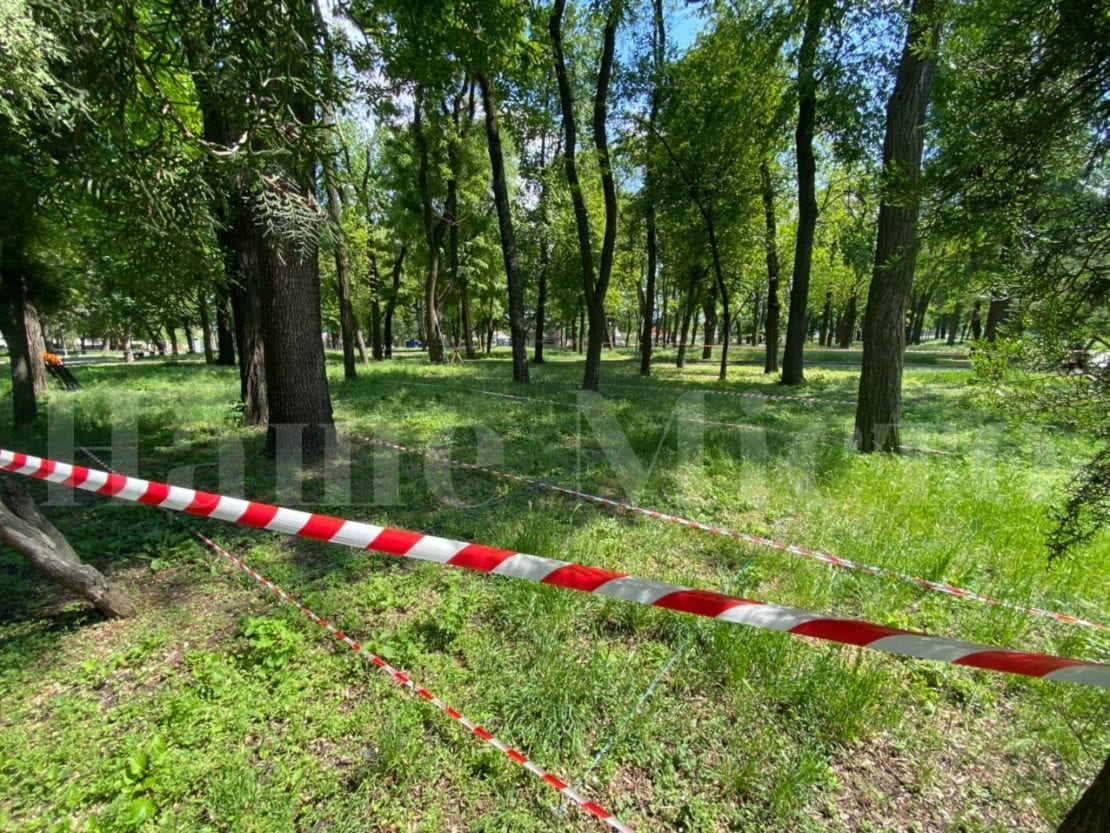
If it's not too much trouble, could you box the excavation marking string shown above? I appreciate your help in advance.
[3,447,1106,688]
[74,446,629,832]
[363,438,1104,632]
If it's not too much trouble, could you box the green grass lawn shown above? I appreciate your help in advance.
[0,350,1106,832]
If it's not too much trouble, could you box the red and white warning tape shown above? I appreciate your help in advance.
[191,531,631,832]
[370,439,1106,631]
[2,448,1107,688]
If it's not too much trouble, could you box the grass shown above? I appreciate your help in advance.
[0,347,1106,832]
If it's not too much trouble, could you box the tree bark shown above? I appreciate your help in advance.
[781,0,832,385]
[322,117,358,380]
[478,73,529,383]
[839,290,858,348]
[369,251,384,360]
[819,288,833,346]
[183,319,195,353]
[551,0,619,392]
[1058,753,1110,833]
[0,254,39,429]
[760,159,782,374]
[640,0,665,378]
[855,0,941,453]
[947,301,961,346]
[0,478,134,618]
[197,294,214,365]
[413,91,449,365]
[384,245,406,358]
[215,289,236,366]
[984,295,1011,342]
[703,279,719,360]
[221,190,268,427]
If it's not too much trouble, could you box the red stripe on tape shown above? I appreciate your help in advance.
[448,543,516,572]
[542,564,627,592]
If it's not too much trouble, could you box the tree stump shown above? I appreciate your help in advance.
[0,477,134,618]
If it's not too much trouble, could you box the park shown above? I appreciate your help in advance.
[1,1,1107,831]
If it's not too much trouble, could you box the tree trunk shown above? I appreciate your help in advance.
[1058,754,1110,833]
[478,73,529,383]
[384,245,406,358]
[322,118,358,380]
[910,289,931,345]
[122,330,134,364]
[970,300,983,340]
[855,0,941,453]
[819,288,833,346]
[551,0,619,392]
[839,290,858,348]
[0,478,134,618]
[760,159,782,374]
[0,255,40,429]
[533,247,548,363]
[215,289,236,366]
[781,0,832,385]
[369,251,384,360]
[183,319,195,353]
[640,0,665,378]
[413,92,448,365]
[166,321,180,357]
[676,268,701,369]
[703,280,719,360]
[219,189,269,427]
[947,301,961,346]
[984,295,1011,342]
[261,220,335,458]
[198,293,215,364]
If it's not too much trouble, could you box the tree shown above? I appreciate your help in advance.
[0,478,133,618]
[550,0,622,391]
[855,0,943,453]
[780,0,833,385]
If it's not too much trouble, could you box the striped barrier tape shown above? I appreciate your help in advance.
[2,447,1107,688]
[72,445,629,831]
[369,439,1106,631]
[191,530,631,832]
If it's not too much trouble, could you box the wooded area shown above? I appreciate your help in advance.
[1,0,1107,830]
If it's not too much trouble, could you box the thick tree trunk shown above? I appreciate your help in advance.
[855,0,941,452]
[0,479,134,618]
[1058,754,1110,833]
[261,224,335,458]
[478,73,529,383]
[781,0,831,385]
[947,302,961,346]
[985,295,1011,342]
[760,159,782,374]
[551,0,619,392]
[183,319,195,353]
[0,257,39,430]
